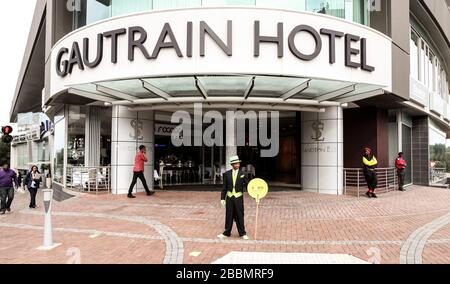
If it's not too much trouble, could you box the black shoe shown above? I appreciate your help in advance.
[371,193,378,198]
[6,208,11,212]
[0,210,5,215]
[365,192,372,198]
[146,191,155,196]
[127,194,136,199]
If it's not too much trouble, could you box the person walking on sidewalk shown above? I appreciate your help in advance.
[24,165,42,209]
[128,145,155,199]
[363,147,378,199]
[395,152,407,191]
[217,156,250,240]
[0,162,19,215]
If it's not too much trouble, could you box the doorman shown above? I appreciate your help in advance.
[218,156,250,240]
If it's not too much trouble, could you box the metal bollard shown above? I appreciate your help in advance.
[37,189,61,250]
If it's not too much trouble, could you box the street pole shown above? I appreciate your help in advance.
[37,189,61,250]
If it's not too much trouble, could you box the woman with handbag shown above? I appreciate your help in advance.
[25,165,42,209]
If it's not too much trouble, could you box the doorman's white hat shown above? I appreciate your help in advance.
[229,156,241,165]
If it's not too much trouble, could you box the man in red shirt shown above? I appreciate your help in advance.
[395,152,407,191]
[128,145,155,198]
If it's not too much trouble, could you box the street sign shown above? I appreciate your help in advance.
[247,178,269,240]
[247,178,269,202]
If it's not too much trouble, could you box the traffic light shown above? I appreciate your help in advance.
[1,126,13,144]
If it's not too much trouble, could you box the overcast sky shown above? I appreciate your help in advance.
[0,1,36,127]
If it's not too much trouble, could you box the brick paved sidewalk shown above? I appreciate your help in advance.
[0,186,449,264]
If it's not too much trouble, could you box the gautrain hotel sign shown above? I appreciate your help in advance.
[50,7,392,97]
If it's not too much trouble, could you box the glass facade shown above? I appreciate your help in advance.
[73,0,370,29]
[429,122,447,185]
[54,112,66,184]
[68,106,87,167]
[15,144,29,170]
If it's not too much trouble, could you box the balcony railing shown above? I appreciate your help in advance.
[66,166,111,194]
[430,92,445,116]
[344,168,397,197]
[430,167,447,185]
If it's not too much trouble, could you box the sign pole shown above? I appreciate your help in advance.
[254,196,260,240]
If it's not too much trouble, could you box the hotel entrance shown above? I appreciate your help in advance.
[154,110,301,190]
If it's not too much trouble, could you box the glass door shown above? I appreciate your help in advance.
[201,146,224,184]
[402,124,413,185]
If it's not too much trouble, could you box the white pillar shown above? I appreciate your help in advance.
[225,109,237,170]
[111,106,154,195]
[301,107,344,195]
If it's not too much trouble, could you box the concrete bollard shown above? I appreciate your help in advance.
[37,189,61,250]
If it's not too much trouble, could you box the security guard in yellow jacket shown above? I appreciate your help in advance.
[217,156,250,240]
[363,147,378,198]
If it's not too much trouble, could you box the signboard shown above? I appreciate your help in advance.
[50,8,392,98]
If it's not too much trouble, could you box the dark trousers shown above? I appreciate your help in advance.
[0,187,15,212]
[28,187,38,207]
[223,196,246,237]
[397,169,405,190]
[128,171,151,195]
[364,170,378,192]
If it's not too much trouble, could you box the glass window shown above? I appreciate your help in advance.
[428,51,435,92]
[306,0,345,19]
[420,42,427,84]
[153,0,201,10]
[410,31,419,81]
[54,117,66,184]
[256,0,305,11]
[202,0,255,6]
[69,0,370,30]
[351,0,368,25]
[15,144,29,170]
[100,107,113,166]
[68,106,87,167]
[111,0,152,16]
[37,140,51,163]
[429,124,447,185]
[86,0,112,24]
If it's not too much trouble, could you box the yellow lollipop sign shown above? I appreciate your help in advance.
[248,178,269,202]
[247,178,269,240]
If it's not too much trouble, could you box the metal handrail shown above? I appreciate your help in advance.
[430,167,447,184]
[66,166,111,195]
[344,168,397,197]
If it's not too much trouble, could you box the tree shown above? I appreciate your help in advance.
[0,140,11,165]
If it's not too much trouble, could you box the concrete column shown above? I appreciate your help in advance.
[225,109,237,170]
[301,107,344,195]
[111,106,154,195]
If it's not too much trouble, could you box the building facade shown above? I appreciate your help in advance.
[10,0,450,195]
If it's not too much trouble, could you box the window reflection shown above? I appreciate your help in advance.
[54,116,66,184]
[73,0,369,28]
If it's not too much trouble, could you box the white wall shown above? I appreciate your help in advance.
[111,106,154,194]
[301,107,343,195]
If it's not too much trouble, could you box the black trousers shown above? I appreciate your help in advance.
[397,169,405,190]
[223,196,246,237]
[0,187,14,212]
[128,171,151,195]
[28,187,38,207]
[364,170,378,191]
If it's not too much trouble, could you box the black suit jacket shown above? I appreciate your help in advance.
[221,169,248,200]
